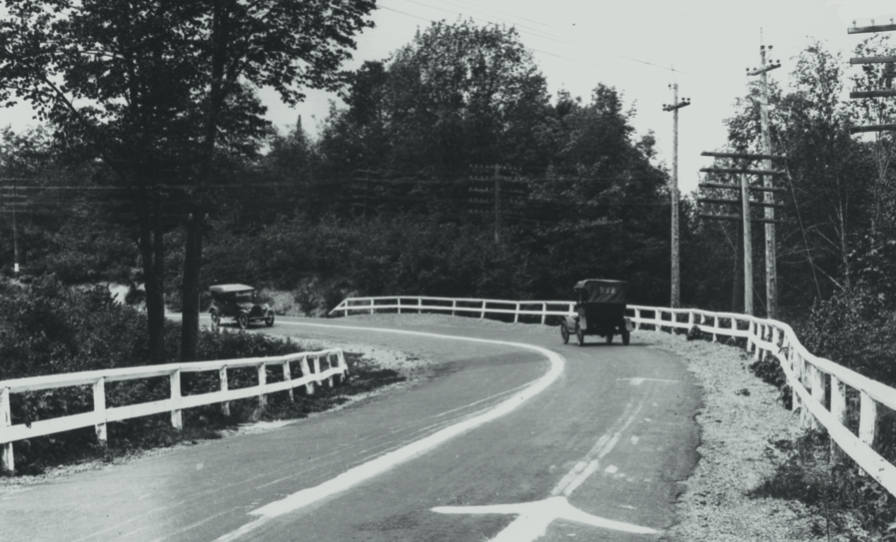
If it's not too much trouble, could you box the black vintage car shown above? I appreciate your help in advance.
[208,284,275,330]
[560,279,633,346]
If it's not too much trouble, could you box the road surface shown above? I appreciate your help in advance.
[0,316,700,541]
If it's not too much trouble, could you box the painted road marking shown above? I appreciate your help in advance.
[434,496,656,542]
[433,397,658,541]
[617,377,679,386]
[214,322,566,542]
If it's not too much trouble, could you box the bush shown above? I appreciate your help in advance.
[0,279,409,476]
[750,431,896,541]
[798,288,896,388]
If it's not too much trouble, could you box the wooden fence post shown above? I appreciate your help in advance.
[541,303,547,325]
[634,308,640,330]
[93,377,107,447]
[831,376,847,462]
[336,350,348,384]
[220,366,230,416]
[808,365,825,431]
[750,322,759,361]
[301,356,315,395]
[452,300,457,317]
[514,303,520,323]
[369,298,374,315]
[794,355,810,429]
[859,391,878,448]
[257,363,267,410]
[480,300,486,319]
[170,370,183,430]
[283,360,294,402]
[397,298,402,314]
[1,386,12,473]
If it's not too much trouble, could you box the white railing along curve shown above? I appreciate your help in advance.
[330,296,896,498]
[0,348,347,473]
[329,295,575,324]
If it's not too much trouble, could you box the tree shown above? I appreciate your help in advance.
[0,0,376,362]
[316,20,555,180]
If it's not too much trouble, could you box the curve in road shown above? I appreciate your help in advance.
[216,322,569,541]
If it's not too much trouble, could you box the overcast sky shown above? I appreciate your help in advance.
[3,0,894,194]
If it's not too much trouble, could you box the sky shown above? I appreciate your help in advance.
[2,0,894,194]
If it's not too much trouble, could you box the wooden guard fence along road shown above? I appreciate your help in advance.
[0,316,700,542]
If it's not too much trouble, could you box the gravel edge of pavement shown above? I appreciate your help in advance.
[643,329,865,542]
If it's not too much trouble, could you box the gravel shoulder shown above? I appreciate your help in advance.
[643,330,829,541]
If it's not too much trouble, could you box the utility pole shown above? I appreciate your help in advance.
[740,173,753,315]
[747,37,781,319]
[662,85,691,308]
[697,152,785,317]
[494,164,501,245]
[13,177,18,275]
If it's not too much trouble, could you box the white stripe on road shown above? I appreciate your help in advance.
[433,397,658,541]
[215,321,566,542]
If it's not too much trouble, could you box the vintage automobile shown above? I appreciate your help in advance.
[208,284,275,330]
[560,279,633,346]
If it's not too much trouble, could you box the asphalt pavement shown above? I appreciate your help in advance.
[0,316,700,542]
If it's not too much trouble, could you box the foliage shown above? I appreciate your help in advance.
[316,19,555,180]
[750,431,896,541]
[0,279,408,475]
[797,287,896,387]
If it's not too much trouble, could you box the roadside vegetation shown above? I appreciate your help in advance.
[0,278,406,476]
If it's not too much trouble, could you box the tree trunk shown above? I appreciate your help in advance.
[180,2,228,362]
[139,223,166,365]
[180,209,203,362]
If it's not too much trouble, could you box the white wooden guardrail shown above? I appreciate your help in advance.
[329,295,575,324]
[331,296,896,497]
[0,348,347,473]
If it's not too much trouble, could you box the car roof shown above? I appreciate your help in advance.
[573,279,627,289]
[209,284,255,294]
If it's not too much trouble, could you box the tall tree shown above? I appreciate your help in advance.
[317,20,555,180]
[0,0,376,362]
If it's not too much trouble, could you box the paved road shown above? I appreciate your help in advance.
[0,316,700,542]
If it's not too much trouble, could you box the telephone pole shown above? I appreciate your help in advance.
[747,37,781,319]
[662,84,690,308]
[698,152,785,317]
[493,164,501,245]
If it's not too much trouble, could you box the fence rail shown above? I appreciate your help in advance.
[0,348,347,473]
[329,295,575,324]
[331,296,896,497]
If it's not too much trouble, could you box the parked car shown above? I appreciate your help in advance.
[208,284,274,330]
[560,279,633,346]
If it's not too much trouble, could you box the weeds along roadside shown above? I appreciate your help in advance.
[0,278,407,477]
[745,338,896,541]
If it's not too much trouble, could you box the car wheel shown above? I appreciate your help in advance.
[265,313,275,327]
[622,330,631,345]
[560,322,570,344]
[575,322,585,346]
[237,312,249,330]
[210,310,220,331]
[606,333,613,344]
